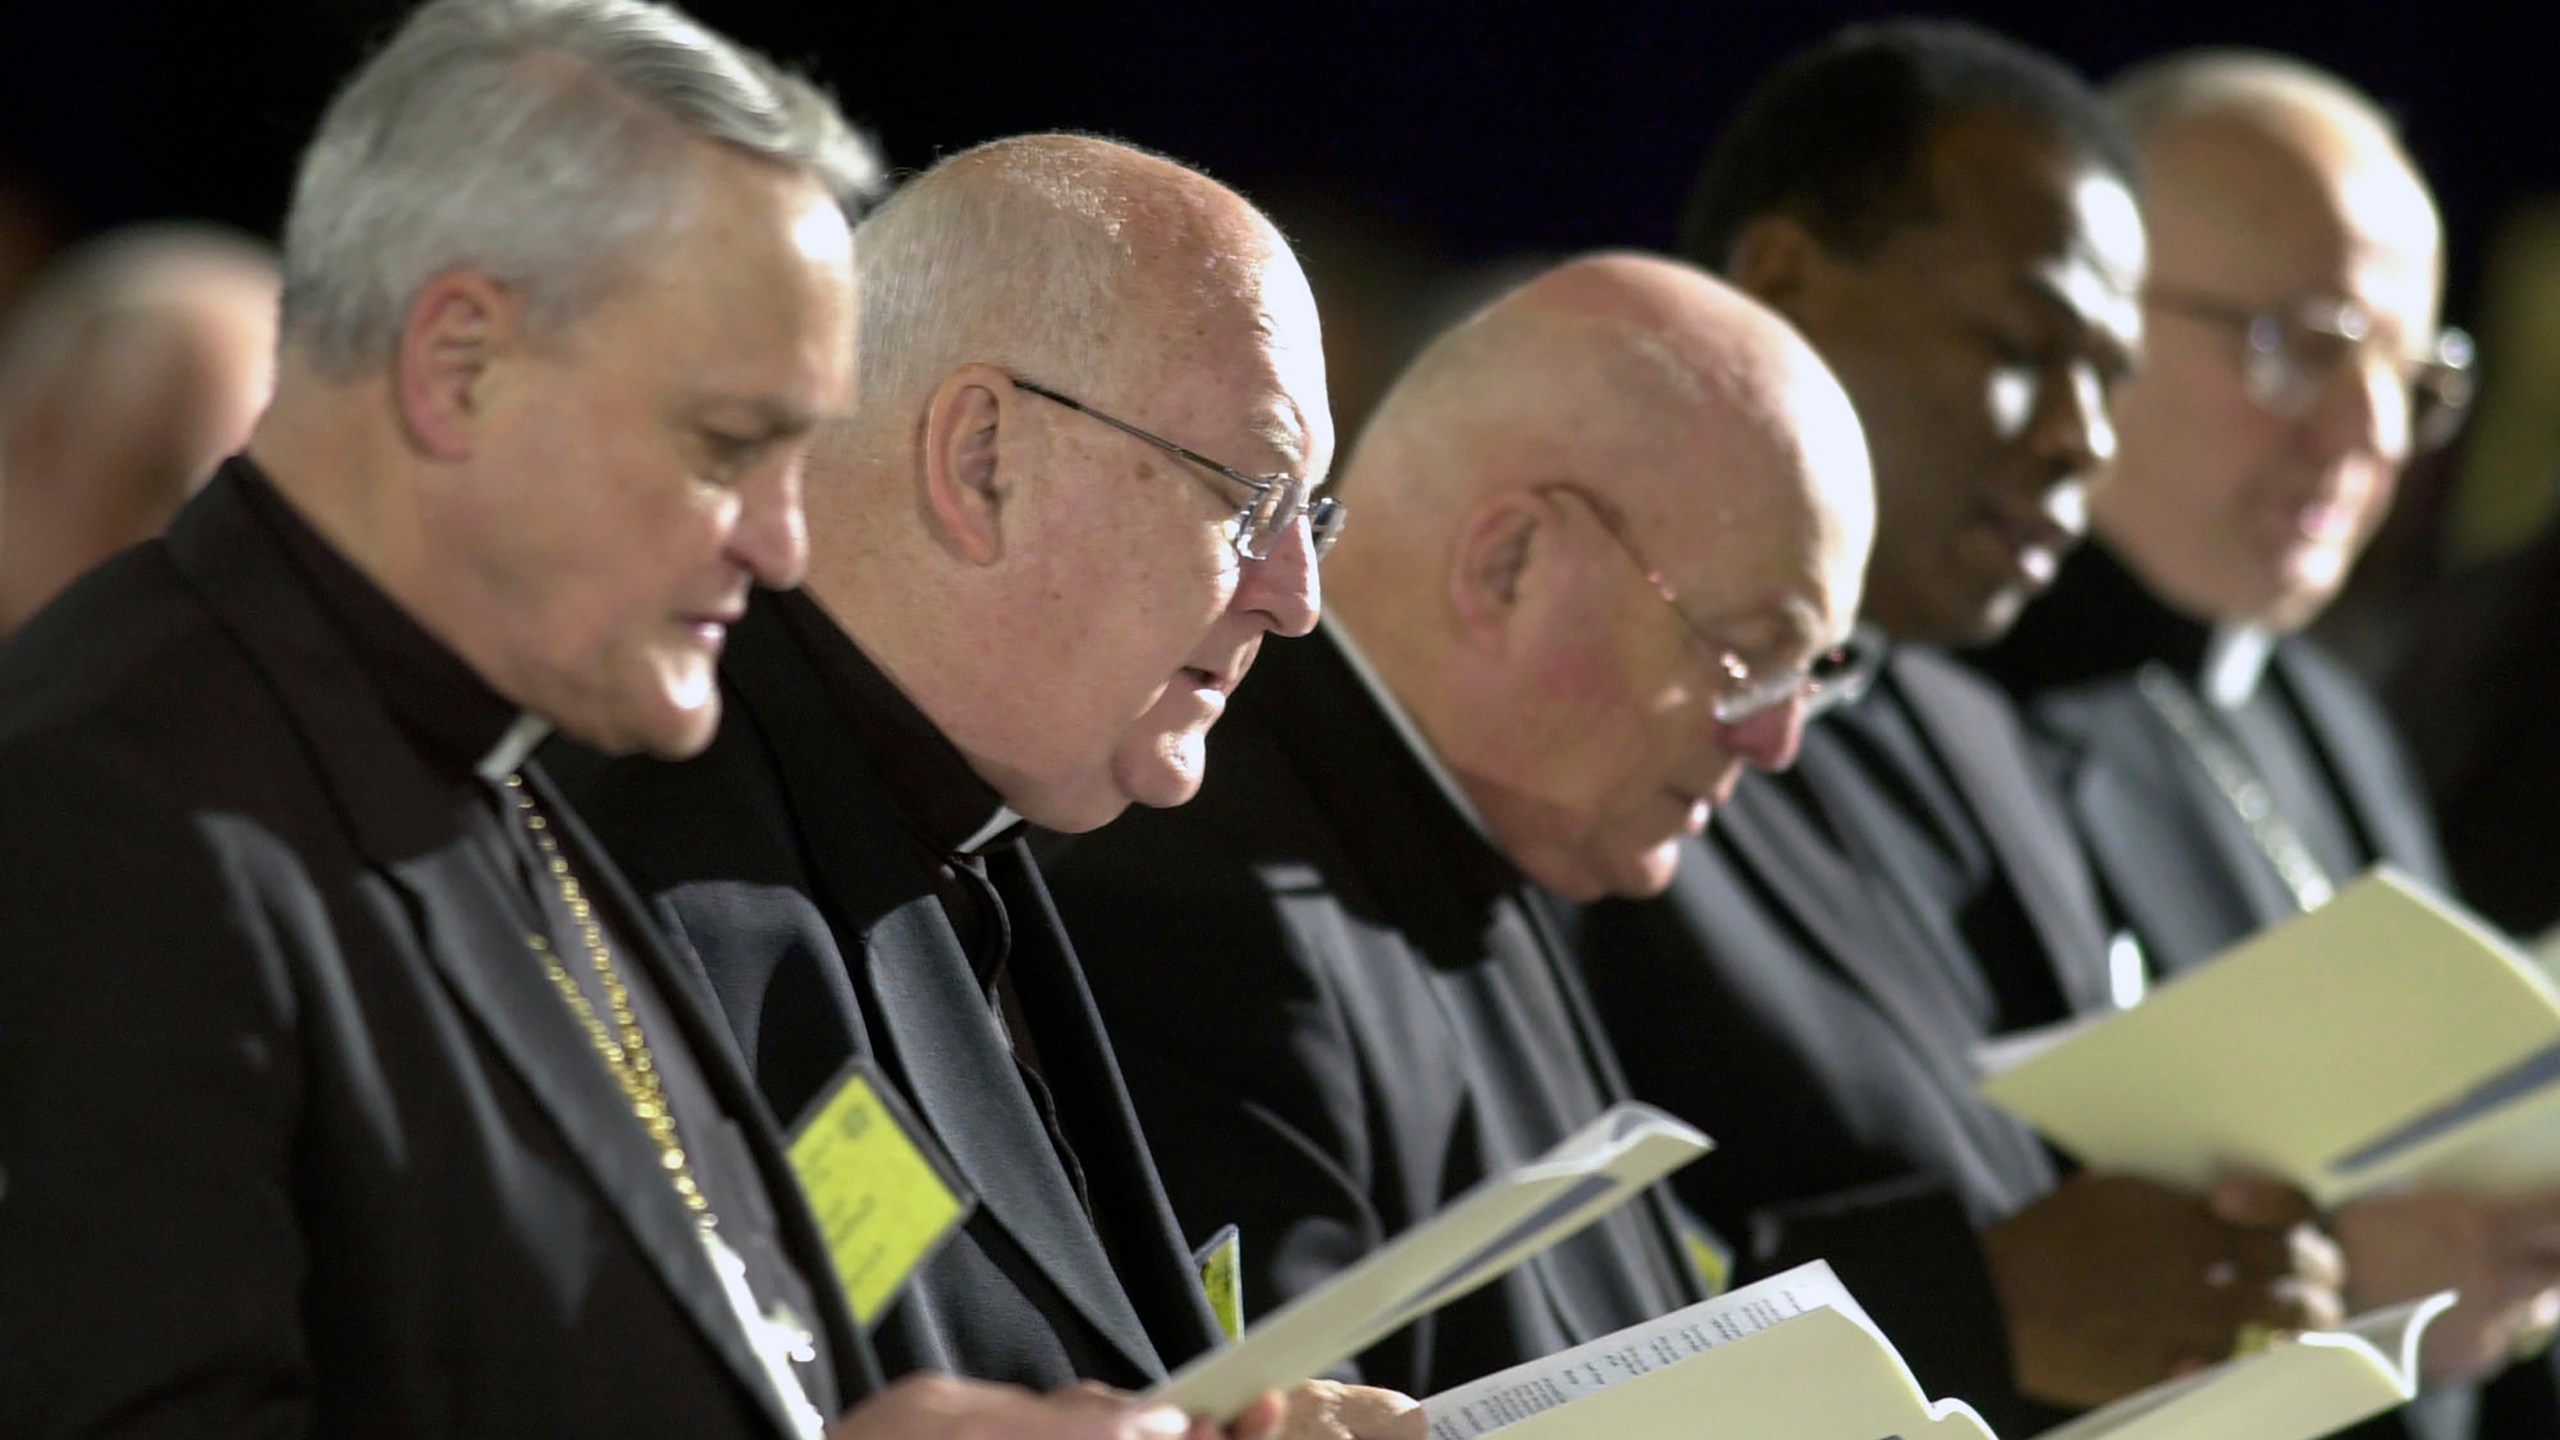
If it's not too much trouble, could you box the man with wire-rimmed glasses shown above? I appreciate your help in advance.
[553,132,1426,1440]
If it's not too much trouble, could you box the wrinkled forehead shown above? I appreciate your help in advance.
[1130,236,1334,478]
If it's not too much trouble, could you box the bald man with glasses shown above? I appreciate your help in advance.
[1043,251,1876,1398]
[552,134,1422,1440]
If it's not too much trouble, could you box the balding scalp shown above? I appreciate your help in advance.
[1340,252,1864,539]
[849,134,1285,436]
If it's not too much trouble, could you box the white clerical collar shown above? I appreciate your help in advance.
[1325,620,1495,845]
[2200,625,2276,711]
[475,713,555,783]
[957,806,1023,856]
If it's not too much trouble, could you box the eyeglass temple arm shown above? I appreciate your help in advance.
[1010,378,1275,495]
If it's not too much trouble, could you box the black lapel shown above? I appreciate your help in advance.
[1711,776,2054,1203]
[2272,644,2452,886]
[1890,649,2114,1014]
[162,477,822,1435]
[2036,683,2293,975]
[989,843,1225,1371]
[721,597,1162,1377]
[1244,630,1707,1322]
[1239,628,1521,973]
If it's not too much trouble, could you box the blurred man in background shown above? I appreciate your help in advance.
[0,223,277,634]
[1977,50,2560,1436]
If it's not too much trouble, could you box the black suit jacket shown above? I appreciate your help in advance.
[0,468,871,1439]
[1040,627,1706,1400]
[1574,643,2112,1437]
[1974,540,2507,1440]
[552,591,1224,1391]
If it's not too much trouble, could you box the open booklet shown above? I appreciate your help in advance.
[1977,867,2560,1207]
[1422,1260,1992,1440]
[1147,1103,1713,1421]
[1423,1261,2453,1440]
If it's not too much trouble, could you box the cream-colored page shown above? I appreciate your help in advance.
[2034,1292,2451,1440]
[1148,1103,1713,1421]
[1977,868,2560,1206]
[1423,1262,1993,1440]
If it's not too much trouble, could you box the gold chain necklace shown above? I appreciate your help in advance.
[2134,662,2336,913]
[506,773,713,1224]
[504,774,826,1437]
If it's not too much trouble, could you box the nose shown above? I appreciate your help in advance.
[2302,350,2412,467]
[1720,696,1806,773]
[1235,509,1322,637]
[732,457,811,589]
[2031,360,2117,478]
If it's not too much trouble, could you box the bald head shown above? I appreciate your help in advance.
[2096,53,2446,631]
[1340,252,1867,548]
[842,134,1320,449]
[1331,251,1874,900]
[0,225,280,634]
[802,134,1332,833]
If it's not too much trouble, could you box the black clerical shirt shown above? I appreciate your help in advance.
[766,587,1090,1215]
[1980,541,2377,906]
[234,466,837,1411]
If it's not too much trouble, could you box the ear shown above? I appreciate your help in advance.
[1447,490,1547,651]
[920,364,1014,567]
[393,271,516,462]
[1725,213,1840,325]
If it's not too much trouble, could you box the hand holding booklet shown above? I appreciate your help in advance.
[1145,1090,2453,1440]
[2034,1292,2455,1440]
[1975,867,2560,1206]
[1146,1103,1714,1421]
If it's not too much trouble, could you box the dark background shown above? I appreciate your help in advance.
[1,1,2548,320]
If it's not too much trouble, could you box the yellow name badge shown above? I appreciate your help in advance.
[788,1062,974,1328]
[1679,1215,1730,1298]
[1192,1224,1243,1342]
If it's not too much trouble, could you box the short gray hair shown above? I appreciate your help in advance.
[850,134,1213,418]
[280,0,882,377]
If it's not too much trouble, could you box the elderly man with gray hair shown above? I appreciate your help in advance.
[0,5,1221,1440]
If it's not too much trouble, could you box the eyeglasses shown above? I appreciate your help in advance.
[1534,482,1872,726]
[1011,377,1344,562]
[2146,289,2476,453]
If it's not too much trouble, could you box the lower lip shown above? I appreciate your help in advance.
[1967,516,2063,589]
[688,622,729,652]
[1184,668,1228,711]
[2261,497,2351,547]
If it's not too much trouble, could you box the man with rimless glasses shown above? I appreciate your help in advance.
[1045,251,1877,1396]
[554,134,1425,1440]
[1978,53,2560,1428]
